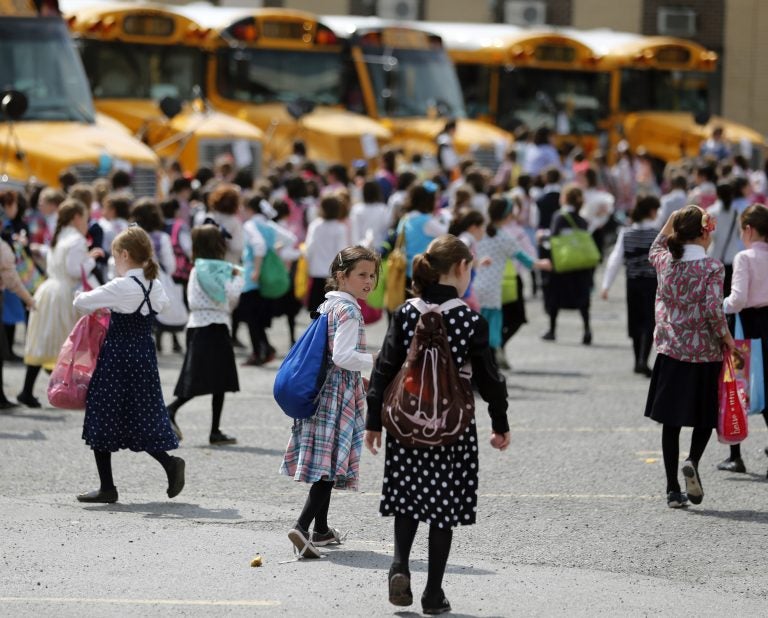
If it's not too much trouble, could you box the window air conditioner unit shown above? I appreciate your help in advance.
[504,0,546,26]
[378,0,419,21]
[658,7,696,37]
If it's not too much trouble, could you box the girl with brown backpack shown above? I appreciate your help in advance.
[365,235,510,615]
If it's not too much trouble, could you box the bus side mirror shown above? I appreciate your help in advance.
[694,110,711,126]
[159,96,183,120]
[0,90,28,121]
[286,98,316,120]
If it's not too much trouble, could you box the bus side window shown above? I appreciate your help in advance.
[455,64,489,119]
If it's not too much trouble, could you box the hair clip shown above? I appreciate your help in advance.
[127,221,138,228]
[337,252,344,267]
[701,211,716,234]
[203,217,233,240]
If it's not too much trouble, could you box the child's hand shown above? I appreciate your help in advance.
[600,289,609,300]
[535,258,552,272]
[89,248,106,259]
[364,430,382,455]
[479,256,493,267]
[723,333,737,352]
[250,269,260,283]
[490,432,510,451]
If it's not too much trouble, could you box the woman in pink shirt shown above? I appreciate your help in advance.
[645,206,735,508]
[717,204,768,474]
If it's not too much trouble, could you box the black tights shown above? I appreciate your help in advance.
[20,364,41,398]
[93,450,173,491]
[548,307,591,336]
[393,516,453,598]
[729,410,768,460]
[296,479,334,533]
[167,393,225,434]
[632,331,654,370]
[661,425,712,492]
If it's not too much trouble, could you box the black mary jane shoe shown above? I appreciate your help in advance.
[0,398,18,410]
[77,488,118,503]
[166,456,186,498]
[422,589,451,615]
[209,430,237,445]
[17,392,41,408]
[388,565,413,607]
[716,458,746,473]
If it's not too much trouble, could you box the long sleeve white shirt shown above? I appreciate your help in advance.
[324,291,373,374]
[73,268,169,316]
[186,267,245,329]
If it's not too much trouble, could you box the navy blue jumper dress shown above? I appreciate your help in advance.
[82,276,179,453]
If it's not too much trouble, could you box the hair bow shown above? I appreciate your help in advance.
[203,217,232,240]
[701,211,716,234]
[422,180,438,194]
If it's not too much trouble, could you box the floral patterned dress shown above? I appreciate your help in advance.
[644,234,728,428]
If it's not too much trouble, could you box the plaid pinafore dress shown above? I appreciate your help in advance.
[279,296,366,490]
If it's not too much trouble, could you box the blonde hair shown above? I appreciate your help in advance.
[112,227,159,280]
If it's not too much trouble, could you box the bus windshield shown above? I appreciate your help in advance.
[78,40,204,101]
[0,18,94,122]
[362,47,466,118]
[217,48,343,106]
[620,69,709,115]
[497,68,610,134]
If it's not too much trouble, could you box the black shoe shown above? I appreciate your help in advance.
[666,490,688,509]
[541,331,555,341]
[6,352,23,364]
[231,336,246,349]
[716,457,746,473]
[241,354,266,367]
[0,398,18,410]
[764,446,768,458]
[172,339,183,354]
[682,460,703,505]
[422,589,451,615]
[77,487,118,503]
[17,392,41,408]
[582,331,593,346]
[634,365,653,378]
[166,456,185,498]
[388,565,413,607]
[210,430,237,445]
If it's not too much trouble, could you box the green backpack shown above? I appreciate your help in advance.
[256,222,291,299]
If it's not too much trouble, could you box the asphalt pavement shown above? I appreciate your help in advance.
[1,267,768,617]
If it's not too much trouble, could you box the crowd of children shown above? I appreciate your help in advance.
[4,127,768,613]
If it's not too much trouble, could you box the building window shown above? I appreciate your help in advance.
[657,7,697,37]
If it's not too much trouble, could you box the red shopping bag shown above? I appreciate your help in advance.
[717,354,749,445]
[47,309,110,410]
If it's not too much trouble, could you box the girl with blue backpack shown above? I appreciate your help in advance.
[279,246,379,559]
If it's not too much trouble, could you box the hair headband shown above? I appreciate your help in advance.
[203,217,233,240]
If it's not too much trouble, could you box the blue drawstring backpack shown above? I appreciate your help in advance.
[273,311,330,419]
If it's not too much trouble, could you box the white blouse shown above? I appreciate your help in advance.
[306,219,350,278]
[324,291,373,374]
[74,268,170,316]
[186,267,245,330]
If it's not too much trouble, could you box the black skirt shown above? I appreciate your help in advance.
[626,277,657,340]
[544,269,593,312]
[644,354,722,428]
[173,323,239,398]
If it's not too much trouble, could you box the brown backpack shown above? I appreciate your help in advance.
[382,298,475,447]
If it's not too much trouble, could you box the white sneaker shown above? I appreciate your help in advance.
[288,527,322,559]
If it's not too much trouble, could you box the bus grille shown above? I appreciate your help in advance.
[199,140,263,178]
[71,164,157,197]
[470,146,502,172]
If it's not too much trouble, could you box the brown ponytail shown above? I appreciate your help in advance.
[668,205,705,260]
[412,234,473,296]
[741,203,768,238]
[112,226,159,280]
[51,199,87,248]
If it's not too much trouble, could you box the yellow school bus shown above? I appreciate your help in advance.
[0,0,160,194]
[321,16,513,170]
[423,21,610,158]
[576,31,766,164]
[62,1,265,178]
[178,5,391,169]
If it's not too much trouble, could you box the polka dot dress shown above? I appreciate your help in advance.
[380,302,481,528]
[82,278,179,453]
